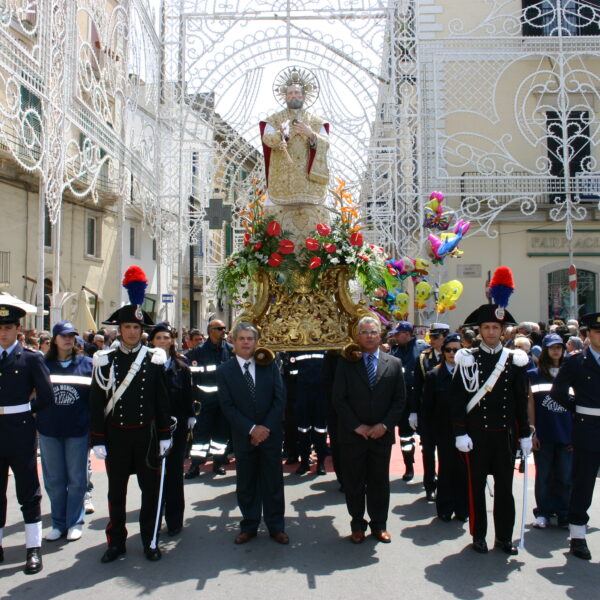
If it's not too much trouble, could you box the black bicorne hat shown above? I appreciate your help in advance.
[102,304,154,328]
[463,303,517,327]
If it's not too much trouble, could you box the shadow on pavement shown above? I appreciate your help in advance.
[424,545,525,599]
[537,556,600,600]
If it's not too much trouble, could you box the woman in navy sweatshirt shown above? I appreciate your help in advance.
[38,321,93,542]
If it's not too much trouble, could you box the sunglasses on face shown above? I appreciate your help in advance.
[444,347,460,354]
[211,327,227,331]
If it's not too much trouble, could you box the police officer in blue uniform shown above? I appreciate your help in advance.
[90,303,172,563]
[288,351,328,475]
[0,302,54,574]
[185,319,233,477]
[551,312,600,560]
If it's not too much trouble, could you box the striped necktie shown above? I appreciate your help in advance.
[366,354,376,388]
[244,362,255,397]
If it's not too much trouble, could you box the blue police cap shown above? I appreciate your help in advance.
[542,333,565,347]
[52,321,78,337]
[390,321,413,334]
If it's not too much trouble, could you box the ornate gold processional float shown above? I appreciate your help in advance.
[216,67,393,352]
[216,68,472,353]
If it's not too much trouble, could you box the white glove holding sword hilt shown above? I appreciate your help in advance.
[455,434,473,453]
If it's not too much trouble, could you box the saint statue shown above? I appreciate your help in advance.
[260,67,330,241]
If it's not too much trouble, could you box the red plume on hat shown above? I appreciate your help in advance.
[489,266,514,308]
[122,266,148,306]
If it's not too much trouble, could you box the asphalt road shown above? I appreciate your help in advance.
[0,454,597,600]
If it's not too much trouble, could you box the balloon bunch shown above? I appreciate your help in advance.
[423,191,456,231]
[386,256,431,284]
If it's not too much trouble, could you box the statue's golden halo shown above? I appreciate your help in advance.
[273,66,320,108]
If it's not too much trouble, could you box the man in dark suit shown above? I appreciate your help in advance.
[333,316,405,543]
[0,303,54,574]
[551,312,600,560]
[217,322,288,544]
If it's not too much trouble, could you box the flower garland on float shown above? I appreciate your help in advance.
[215,179,394,304]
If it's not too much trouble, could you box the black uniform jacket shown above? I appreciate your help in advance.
[0,345,54,455]
[90,346,172,446]
[333,352,406,445]
[551,347,600,452]
[452,347,530,440]
[164,358,195,423]
[422,364,454,436]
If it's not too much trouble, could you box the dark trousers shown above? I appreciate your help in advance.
[468,429,515,542]
[105,426,159,549]
[533,441,572,521]
[436,432,468,519]
[234,438,285,534]
[327,406,343,485]
[340,439,392,532]
[163,423,188,532]
[190,396,229,466]
[420,427,437,492]
[569,446,600,526]
[295,384,328,461]
[398,407,415,467]
[283,391,298,460]
[0,452,42,526]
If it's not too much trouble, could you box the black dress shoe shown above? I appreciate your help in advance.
[167,527,182,536]
[24,547,42,575]
[285,456,299,465]
[425,490,437,502]
[145,547,162,561]
[570,538,592,560]
[438,514,452,522]
[455,515,469,523]
[101,546,126,563]
[212,464,226,475]
[184,466,200,479]
[472,539,488,553]
[316,461,326,476]
[495,539,518,555]
[295,461,310,475]
[402,467,414,482]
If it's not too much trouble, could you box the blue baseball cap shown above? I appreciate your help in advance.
[542,333,564,347]
[52,321,78,337]
[390,321,413,334]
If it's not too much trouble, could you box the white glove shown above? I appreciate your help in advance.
[455,434,473,453]
[520,437,533,457]
[159,439,172,457]
[408,412,418,431]
[93,445,107,460]
[187,417,197,429]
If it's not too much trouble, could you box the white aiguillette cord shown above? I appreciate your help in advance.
[97,346,149,417]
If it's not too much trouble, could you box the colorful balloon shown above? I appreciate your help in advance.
[436,280,464,313]
[414,281,433,310]
[395,292,410,320]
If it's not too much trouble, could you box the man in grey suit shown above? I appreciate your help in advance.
[333,316,405,543]
[217,322,288,545]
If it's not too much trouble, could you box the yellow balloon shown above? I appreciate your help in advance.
[414,281,433,309]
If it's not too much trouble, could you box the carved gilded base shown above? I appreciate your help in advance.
[234,266,371,351]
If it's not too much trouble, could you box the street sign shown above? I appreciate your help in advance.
[162,294,174,303]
